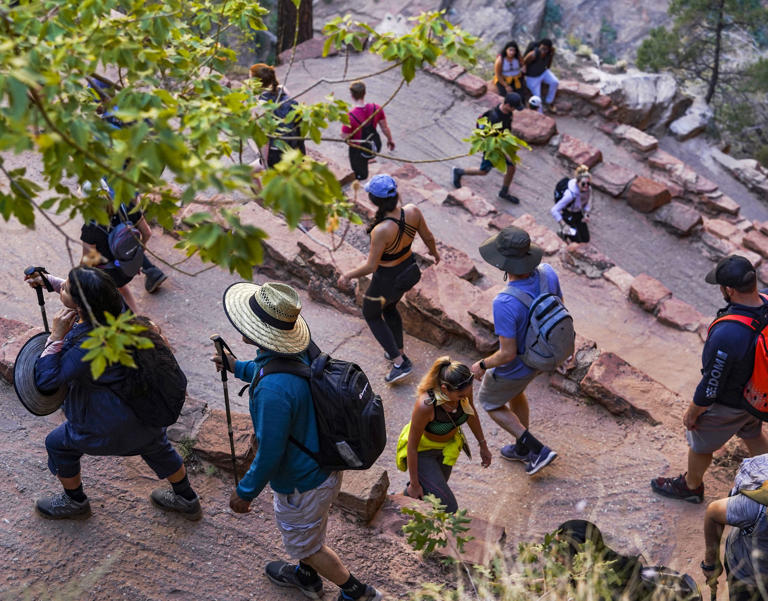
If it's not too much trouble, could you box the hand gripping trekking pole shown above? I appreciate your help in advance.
[210,335,239,486]
[24,266,54,333]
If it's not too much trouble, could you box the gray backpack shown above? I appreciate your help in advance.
[499,266,575,372]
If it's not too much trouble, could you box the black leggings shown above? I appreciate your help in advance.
[562,209,590,243]
[406,449,457,513]
[362,257,417,358]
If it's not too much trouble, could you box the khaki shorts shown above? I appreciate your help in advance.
[478,369,540,412]
[685,403,763,454]
[272,472,342,559]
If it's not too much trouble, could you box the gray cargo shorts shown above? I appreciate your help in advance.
[686,404,763,454]
[478,369,540,412]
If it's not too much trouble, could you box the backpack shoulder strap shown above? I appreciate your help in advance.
[708,314,761,336]
[537,265,550,295]
[255,357,311,381]
[498,283,535,307]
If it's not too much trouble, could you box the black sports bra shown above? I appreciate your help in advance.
[379,209,417,262]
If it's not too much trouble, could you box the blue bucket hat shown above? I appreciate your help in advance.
[364,174,398,198]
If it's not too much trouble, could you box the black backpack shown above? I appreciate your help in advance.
[553,177,570,204]
[262,90,303,150]
[116,331,187,427]
[254,342,386,471]
[350,105,382,160]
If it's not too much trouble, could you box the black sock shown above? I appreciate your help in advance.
[515,440,530,455]
[500,185,509,194]
[518,430,543,454]
[340,574,366,599]
[64,484,87,503]
[171,474,197,501]
[295,562,319,585]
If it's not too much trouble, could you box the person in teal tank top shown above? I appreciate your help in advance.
[396,357,491,512]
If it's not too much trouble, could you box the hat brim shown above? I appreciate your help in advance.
[479,232,543,275]
[223,282,311,354]
[741,482,768,506]
[13,332,67,416]
[704,266,719,285]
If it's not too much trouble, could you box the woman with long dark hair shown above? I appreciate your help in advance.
[28,266,200,520]
[493,41,525,97]
[396,357,491,512]
[338,174,440,384]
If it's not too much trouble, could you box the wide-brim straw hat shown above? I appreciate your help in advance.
[479,226,543,275]
[13,332,67,416]
[223,282,310,354]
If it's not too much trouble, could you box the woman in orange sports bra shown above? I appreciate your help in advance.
[338,174,440,384]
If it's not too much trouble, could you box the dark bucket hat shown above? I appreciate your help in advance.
[13,332,66,416]
[479,226,543,275]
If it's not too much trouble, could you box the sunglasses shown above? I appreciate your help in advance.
[443,373,474,391]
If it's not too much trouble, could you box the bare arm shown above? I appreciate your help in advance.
[135,216,152,245]
[406,398,434,498]
[342,223,389,280]
[471,334,517,380]
[414,207,440,264]
[378,117,395,151]
[464,389,491,467]
[494,56,510,92]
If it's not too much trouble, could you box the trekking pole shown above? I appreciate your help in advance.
[24,266,54,333]
[210,335,239,486]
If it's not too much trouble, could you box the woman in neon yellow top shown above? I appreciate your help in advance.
[396,357,491,512]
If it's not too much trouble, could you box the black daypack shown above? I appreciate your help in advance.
[117,332,187,427]
[350,105,382,160]
[254,342,386,471]
[553,177,570,204]
[262,90,303,151]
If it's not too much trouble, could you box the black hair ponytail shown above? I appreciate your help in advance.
[366,193,399,234]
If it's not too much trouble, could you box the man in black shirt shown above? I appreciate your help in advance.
[451,92,524,204]
[652,255,768,503]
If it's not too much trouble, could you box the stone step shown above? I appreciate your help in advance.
[192,408,255,477]
[0,317,43,385]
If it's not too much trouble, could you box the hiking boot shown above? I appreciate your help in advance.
[545,103,558,114]
[150,488,203,521]
[36,491,91,520]
[451,167,463,189]
[265,561,323,600]
[498,190,520,204]
[385,357,413,384]
[651,474,704,503]
[526,446,557,475]
[143,266,168,293]
[338,585,383,601]
[501,443,532,463]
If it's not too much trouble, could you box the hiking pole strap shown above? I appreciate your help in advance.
[210,335,239,486]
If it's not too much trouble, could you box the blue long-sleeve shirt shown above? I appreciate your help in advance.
[234,350,328,500]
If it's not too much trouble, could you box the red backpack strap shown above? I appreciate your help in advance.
[708,314,760,336]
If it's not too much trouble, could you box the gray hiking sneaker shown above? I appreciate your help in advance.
[36,491,91,520]
[385,357,413,384]
[526,446,557,475]
[337,585,383,601]
[150,488,202,521]
[500,443,532,463]
[265,561,323,600]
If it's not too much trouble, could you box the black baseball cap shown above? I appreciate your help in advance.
[705,255,756,288]
[504,92,524,111]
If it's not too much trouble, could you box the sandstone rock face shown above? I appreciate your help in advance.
[277,37,338,64]
[166,396,209,444]
[699,231,739,260]
[193,409,255,476]
[584,67,692,131]
[591,162,636,197]
[697,193,740,216]
[580,352,684,425]
[602,265,636,295]
[711,149,768,198]
[629,273,672,312]
[412,238,480,282]
[558,80,599,99]
[656,297,706,332]
[669,98,713,141]
[443,187,497,217]
[335,467,390,522]
[652,201,702,236]
[703,218,742,244]
[455,72,487,97]
[423,56,466,82]
[558,333,600,383]
[614,124,658,153]
[557,134,603,168]
[625,177,671,213]
[512,213,565,256]
[511,109,556,145]
[743,230,768,259]
[0,317,42,384]
[648,149,684,173]
[563,243,615,278]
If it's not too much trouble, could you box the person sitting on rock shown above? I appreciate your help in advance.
[341,80,395,181]
[522,39,558,114]
[451,92,525,204]
[28,266,200,520]
[701,453,768,601]
[652,256,768,504]
[492,41,525,98]
[551,164,593,243]
[337,174,440,385]
[397,356,491,512]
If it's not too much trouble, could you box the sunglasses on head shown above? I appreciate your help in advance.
[443,373,474,391]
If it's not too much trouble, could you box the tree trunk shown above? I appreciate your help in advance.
[705,0,725,104]
[277,0,313,55]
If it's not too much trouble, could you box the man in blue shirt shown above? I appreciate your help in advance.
[653,255,768,503]
[470,226,560,475]
[215,282,381,601]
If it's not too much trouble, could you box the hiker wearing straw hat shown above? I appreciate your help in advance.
[702,454,768,600]
[469,226,562,476]
[215,281,382,601]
